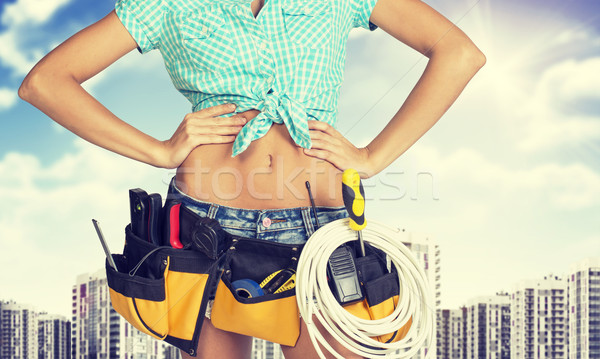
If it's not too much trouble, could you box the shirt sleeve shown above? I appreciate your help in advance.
[350,0,380,31]
[114,0,166,54]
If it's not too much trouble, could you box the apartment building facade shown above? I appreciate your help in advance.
[568,257,600,359]
[38,313,71,359]
[465,293,510,359]
[437,307,466,359]
[0,300,39,359]
[510,274,568,359]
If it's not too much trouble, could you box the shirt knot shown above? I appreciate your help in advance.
[261,92,284,123]
[231,92,313,157]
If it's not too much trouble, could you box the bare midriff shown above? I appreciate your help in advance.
[175,109,344,209]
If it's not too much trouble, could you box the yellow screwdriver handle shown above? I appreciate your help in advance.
[342,169,366,231]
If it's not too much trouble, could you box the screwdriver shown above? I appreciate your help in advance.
[341,168,367,257]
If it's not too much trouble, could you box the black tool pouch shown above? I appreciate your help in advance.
[342,242,412,343]
[105,223,222,357]
[210,238,303,346]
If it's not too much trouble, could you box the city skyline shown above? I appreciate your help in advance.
[2,256,597,358]
[436,257,599,359]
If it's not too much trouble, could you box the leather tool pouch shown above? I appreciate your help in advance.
[342,242,412,343]
[105,223,222,356]
[105,195,303,355]
[210,238,303,346]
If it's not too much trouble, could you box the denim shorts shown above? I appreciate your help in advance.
[166,176,349,319]
[166,176,349,244]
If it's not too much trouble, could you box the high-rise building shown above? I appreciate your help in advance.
[465,292,510,359]
[0,300,39,359]
[397,229,442,310]
[437,307,466,359]
[251,338,284,359]
[436,309,445,357]
[162,345,181,359]
[71,268,178,359]
[568,257,600,359]
[510,274,567,359]
[38,313,71,359]
[397,229,441,358]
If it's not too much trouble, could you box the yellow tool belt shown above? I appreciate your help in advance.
[105,198,407,356]
[105,206,304,356]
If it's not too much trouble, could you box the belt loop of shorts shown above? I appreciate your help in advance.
[207,203,219,219]
[301,207,315,237]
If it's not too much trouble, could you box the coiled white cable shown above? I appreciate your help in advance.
[296,218,435,358]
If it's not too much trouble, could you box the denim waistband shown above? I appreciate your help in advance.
[166,176,348,240]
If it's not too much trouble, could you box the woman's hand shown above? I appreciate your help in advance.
[158,103,247,168]
[302,120,375,178]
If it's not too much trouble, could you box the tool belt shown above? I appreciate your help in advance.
[105,195,305,356]
[104,189,406,356]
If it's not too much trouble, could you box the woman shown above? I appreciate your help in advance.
[19,0,485,356]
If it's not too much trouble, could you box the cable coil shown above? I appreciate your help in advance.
[296,218,435,358]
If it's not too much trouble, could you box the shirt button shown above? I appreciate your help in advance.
[259,42,267,50]
[262,217,272,227]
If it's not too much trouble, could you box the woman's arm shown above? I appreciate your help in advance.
[304,0,486,178]
[19,10,246,169]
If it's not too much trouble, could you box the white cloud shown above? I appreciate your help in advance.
[554,27,600,47]
[471,54,600,153]
[0,139,172,316]
[0,31,38,76]
[0,0,73,77]
[416,146,600,211]
[516,57,600,151]
[535,57,600,105]
[517,114,600,152]
[555,28,589,44]
[1,0,72,26]
[0,0,103,81]
[81,50,166,95]
[0,87,18,110]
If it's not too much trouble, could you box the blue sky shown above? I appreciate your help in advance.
[1,0,599,321]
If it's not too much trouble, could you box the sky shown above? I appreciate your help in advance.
[0,0,599,321]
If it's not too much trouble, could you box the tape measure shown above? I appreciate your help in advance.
[232,269,296,299]
[260,269,296,294]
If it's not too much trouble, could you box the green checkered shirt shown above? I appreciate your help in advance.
[115,0,379,156]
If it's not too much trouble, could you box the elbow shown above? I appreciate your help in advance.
[459,43,486,72]
[20,65,78,104]
[432,36,486,72]
[18,71,40,103]
[19,67,59,104]
[469,46,486,70]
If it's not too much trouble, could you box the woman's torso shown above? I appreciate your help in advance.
[114,0,377,206]
[175,109,344,209]
[174,0,346,207]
